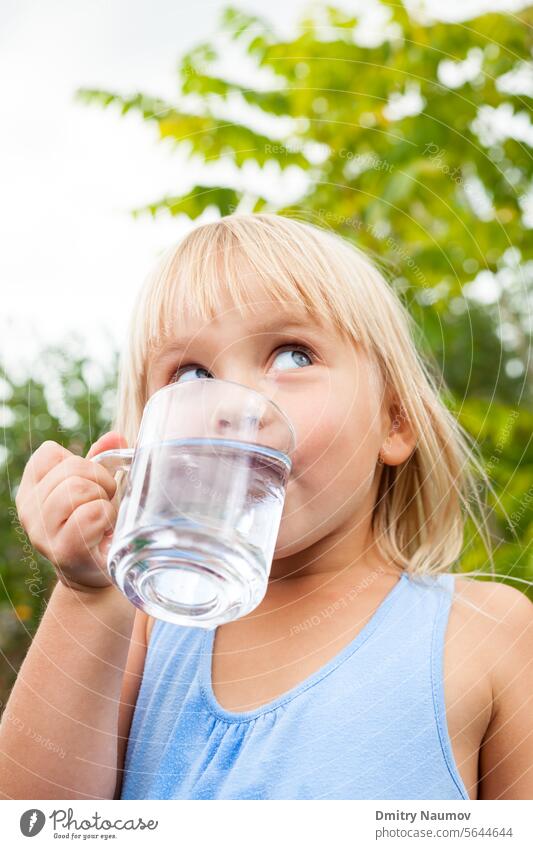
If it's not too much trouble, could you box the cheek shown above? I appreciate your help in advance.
[289,392,382,486]
[277,405,380,554]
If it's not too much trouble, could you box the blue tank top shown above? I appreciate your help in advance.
[120,570,470,800]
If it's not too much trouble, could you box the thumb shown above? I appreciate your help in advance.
[86,430,129,460]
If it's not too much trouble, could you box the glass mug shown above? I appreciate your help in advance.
[90,378,295,629]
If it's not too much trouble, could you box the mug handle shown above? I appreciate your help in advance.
[90,448,134,476]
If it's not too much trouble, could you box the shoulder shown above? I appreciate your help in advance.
[453,576,532,626]
[452,578,533,799]
[451,575,532,636]
[452,577,532,694]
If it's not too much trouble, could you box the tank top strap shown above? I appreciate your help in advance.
[365,569,465,799]
[428,572,464,795]
[379,569,456,676]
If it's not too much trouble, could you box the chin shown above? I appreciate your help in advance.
[273,520,321,559]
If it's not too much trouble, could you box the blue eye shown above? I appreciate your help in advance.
[271,345,314,371]
[170,366,212,384]
[169,344,315,384]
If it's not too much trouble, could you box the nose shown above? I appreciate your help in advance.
[211,377,265,435]
[199,379,294,455]
[214,408,263,437]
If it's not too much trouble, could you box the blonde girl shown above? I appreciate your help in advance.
[1,213,531,800]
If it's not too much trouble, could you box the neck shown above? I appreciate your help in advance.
[269,523,402,588]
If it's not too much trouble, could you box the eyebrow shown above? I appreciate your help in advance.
[152,315,323,360]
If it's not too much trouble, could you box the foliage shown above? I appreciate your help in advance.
[0,347,118,704]
[76,1,533,405]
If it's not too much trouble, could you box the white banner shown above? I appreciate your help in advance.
[1,799,531,848]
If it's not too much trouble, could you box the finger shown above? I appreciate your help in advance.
[42,477,113,531]
[86,431,129,460]
[18,441,72,491]
[39,455,118,505]
[56,499,118,560]
[98,527,115,563]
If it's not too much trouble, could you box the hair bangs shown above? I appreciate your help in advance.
[139,215,373,369]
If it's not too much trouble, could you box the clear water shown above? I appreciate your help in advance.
[108,438,291,627]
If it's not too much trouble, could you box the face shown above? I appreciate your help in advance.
[146,277,415,581]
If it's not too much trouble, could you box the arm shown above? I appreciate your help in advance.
[0,433,139,799]
[478,583,533,799]
[0,581,136,800]
[113,610,150,799]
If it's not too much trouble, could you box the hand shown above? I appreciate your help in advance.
[15,431,129,592]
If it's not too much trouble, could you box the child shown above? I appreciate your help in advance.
[1,214,531,800]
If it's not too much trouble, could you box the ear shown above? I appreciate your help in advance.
[378,395,417,467]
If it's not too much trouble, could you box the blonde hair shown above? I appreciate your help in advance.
[113,212,500,579]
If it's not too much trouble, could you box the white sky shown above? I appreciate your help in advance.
[0,0,529,381]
